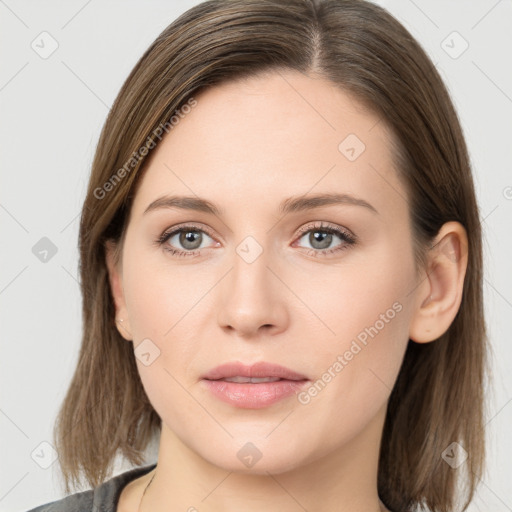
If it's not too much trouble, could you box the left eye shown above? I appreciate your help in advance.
[292,223,356,256]
[296,229,343,251]
[162,228,215,252]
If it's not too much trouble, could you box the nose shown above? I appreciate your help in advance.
[216,241,289,338]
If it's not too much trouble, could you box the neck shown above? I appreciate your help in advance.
[140,403,389,512]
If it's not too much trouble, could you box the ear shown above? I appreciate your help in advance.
[409,221,468,343]
[105,239,133,341]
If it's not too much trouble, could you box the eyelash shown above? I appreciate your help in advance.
[155,221,357,258]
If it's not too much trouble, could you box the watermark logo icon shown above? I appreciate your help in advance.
[338,134,366,161]
[31,31,59,59]
[441,442,468,468]
[236,236,263,264]
[134,338,161,366]
[32,237,58,263]
[237,442,263,468]
[441,31,469,59]
[31,441,58,469]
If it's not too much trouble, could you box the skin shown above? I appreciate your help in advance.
[107,69,468,512]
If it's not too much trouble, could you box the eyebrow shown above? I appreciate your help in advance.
[143,192,379,217]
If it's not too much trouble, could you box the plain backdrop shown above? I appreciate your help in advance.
[1,1,511,511]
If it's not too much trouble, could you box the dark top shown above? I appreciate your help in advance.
[25,462,157,512]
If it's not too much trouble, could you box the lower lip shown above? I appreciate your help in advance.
[201,379,310,409]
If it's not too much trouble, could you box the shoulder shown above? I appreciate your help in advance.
[24,487,92,512]
[25,463,157,512]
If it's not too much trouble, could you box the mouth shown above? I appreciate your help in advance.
[213,376,285,383]
[201,360,309,381]
[200,361,310,409]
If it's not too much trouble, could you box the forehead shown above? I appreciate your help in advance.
[130,70,406,222]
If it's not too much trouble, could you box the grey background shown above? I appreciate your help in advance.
[1,1,511,511]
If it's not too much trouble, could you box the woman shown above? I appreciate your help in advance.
[27,0,489,511]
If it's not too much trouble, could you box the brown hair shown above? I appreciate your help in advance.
[53,1,490,510]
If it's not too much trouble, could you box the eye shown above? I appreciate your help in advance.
[292,221,356,257]
[156,223,219,257]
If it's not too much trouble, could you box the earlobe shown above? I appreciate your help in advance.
[105,239,133,341]
[409,222,468,344]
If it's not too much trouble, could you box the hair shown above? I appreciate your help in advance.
[53,1,490,510]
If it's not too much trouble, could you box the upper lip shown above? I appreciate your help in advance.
[202,361,309,381]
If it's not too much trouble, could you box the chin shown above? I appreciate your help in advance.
[197,436,312,476]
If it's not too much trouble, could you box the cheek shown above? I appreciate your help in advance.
[293,246,413,407]
[121,248,215,392]
[122,244,207,340]
[292,249,410,347]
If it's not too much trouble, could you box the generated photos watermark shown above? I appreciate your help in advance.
[297,300,403,405]
[94,97,197,200]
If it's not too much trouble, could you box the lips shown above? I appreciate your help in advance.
[221,376,281,383]
[200,361,310,409]
[201,361,309,381]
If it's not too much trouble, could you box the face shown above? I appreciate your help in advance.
[108,69,420,474]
